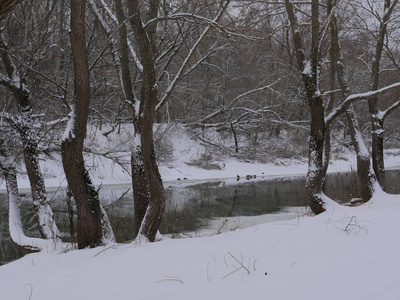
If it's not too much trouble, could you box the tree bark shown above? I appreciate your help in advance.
[126,0,166,241]
[345,110,375,201]
[285,0,326,214]
[61,0,103,249]
[0,34,60,241]
[19,113,60,240]
[0,137,41,253]
[114,0,151,237]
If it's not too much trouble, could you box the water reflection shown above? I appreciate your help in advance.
[1,169,399,265]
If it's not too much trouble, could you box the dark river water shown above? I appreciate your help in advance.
[1,169,399,265]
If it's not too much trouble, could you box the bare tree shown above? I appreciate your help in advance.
[284,0,327,214]
[0,4,60,241]
[326,0,377,202]
[366,0,399,188]
[90,0,231,241]
[61,0,113,249]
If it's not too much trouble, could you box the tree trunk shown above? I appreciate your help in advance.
[368,0,398,189]
[131,138,151,236]
[126,0,166,241]
[134,39,166,241]
[4,167,40,253]
[114,0,151,236]
[322,0,338,183]
[305,96,326,215]
[61,0,103,249]
[328,0,376,202]
[230,121,239,153]
[345,109,375,201]
[370,111,385,188]
[0,138,42,253]
[285,0,326,214]
[19,119,60,240]
[62,143,103,248]
[0,33,60,241]
[137,103,166,241]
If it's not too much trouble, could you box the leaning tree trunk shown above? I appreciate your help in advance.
[126,0,166,241]
[61,141,103,248]
[61,0,103,249]
[3,165,41,253]
[18,111,60,240]
[345,109,376,201]
[0,33,60,240]
[90,0,152,237]
[328,0,376,202]
[0,138,45,253]
[114,0,151,236]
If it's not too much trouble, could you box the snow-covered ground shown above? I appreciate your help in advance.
[1,125,400,299]
[1,190,400,299]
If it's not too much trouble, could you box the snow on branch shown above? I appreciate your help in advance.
[89,0,143,73]
[326,82,400,124]
[381,99,400,120]
[0,71,11,86]
[88,0,141,113]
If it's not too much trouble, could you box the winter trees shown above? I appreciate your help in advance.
[88,0,233,241]
[325,0,377,202]
[1,0,400,257]
[325,0,400,202]
[283,0,400,213]
[363,0,400,189]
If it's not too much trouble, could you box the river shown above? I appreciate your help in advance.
[1,169,399,265]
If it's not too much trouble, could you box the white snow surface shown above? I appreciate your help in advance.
[1,191,400,299]
[1,124,400,299]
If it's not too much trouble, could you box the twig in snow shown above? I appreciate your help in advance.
[228,251,250,274]
[23,283,33,300]
[94,244,118,257]
[222,251,251,279]
[156,276,184,284]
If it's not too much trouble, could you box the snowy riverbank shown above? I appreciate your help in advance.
[1,124,400,299]
[1,187,400,299]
